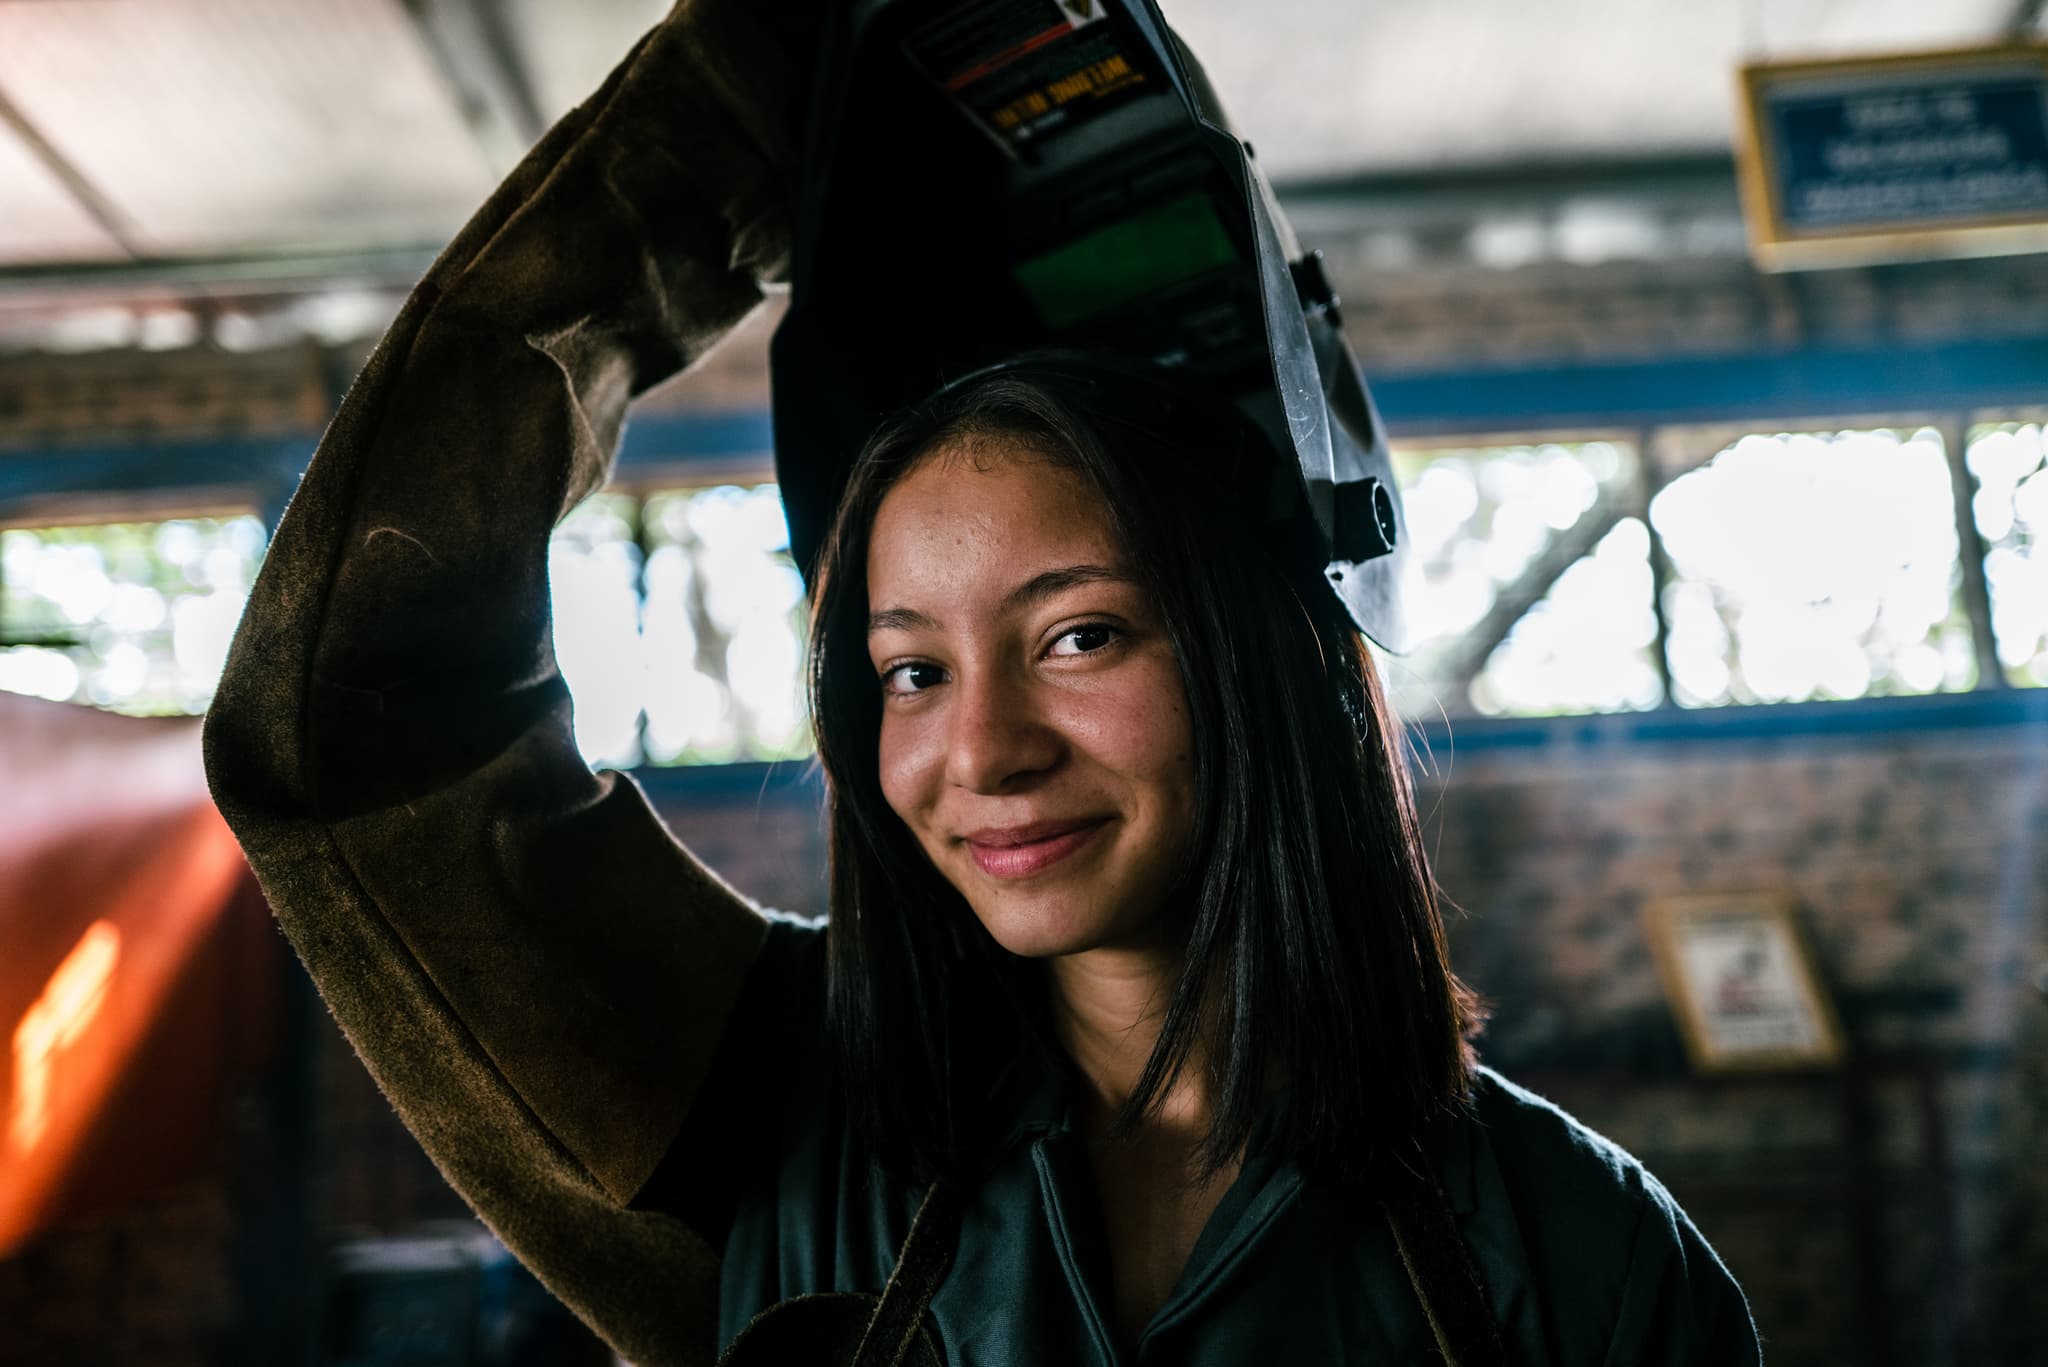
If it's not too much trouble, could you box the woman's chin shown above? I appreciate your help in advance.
[968,897,1118,961]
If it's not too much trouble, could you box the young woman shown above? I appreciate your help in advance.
[204,4,1758,1364]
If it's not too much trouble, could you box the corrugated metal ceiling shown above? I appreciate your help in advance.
[1172,0,2026,179]
[0,122,125,265]
[0,0,2040,273]
[0,0,497,259]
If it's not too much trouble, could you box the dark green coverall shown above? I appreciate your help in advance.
[657,919,1760,1365]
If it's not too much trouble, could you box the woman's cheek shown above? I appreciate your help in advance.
[1078,655,1192,778]
[876,708,940,831]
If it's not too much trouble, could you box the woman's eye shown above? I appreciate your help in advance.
[881,662,945,696]
[1048,624,1119,658]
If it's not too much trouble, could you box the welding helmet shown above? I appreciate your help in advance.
[770,0,1411,651]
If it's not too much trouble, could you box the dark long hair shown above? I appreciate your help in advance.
[806,356,1482,1186]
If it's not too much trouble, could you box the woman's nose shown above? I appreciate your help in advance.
[943,668,1061,793]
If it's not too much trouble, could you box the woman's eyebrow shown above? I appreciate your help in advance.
[867,606,939,635]
[1001,563,1130,612]
[866,565,1132,637]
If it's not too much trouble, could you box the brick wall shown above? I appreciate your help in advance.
[16,233,2028,437]
[632,248,2048,412]
[0,345,327,452]
[1417,712,2048,1366]
[0,907,310,1367]
[0,1185,236,1367]
[1335,251,2048,376]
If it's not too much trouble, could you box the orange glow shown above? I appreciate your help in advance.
[0,799,246,1258]
[1,700,260,1259]
[9,921,121,1153]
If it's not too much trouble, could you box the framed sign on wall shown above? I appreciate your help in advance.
[1735,44,2048,270]
[1646,892,1846,1073]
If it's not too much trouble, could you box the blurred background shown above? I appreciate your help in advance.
[2,0,2046,1363]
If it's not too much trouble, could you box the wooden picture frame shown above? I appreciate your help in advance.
[1646,892,1845,1074]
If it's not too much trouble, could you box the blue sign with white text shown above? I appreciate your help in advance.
[1766,66,2048,230]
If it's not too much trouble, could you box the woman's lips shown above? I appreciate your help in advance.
[962,820,1108,880]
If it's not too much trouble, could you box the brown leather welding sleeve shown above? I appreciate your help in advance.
[201,5,820,1362]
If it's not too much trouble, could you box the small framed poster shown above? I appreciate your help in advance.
[1646,892,1845,1073]
[1735,43,2048,270]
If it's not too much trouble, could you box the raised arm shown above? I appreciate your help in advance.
[202,5,818,1361]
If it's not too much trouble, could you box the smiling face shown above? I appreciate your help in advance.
[864,440,1197,960]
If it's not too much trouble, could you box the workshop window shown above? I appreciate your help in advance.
[1650,425,1975,707]
[549,481,810,771]
[548,417,2022,762]
[1469,515,1664,717]
[550,492,648,770]
[0,513,266,715]
[1965,418,2048,687]
[1383,437,1659,720]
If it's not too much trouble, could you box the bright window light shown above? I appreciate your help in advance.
[549,493,646,771]
[642,483,809,766]
[1384,438,1651,719]
[1650,426,1974,707]
[1471,517,1664,717]
[548,482,812,770]
[0,515,266,715]
[1966,420,2048,687]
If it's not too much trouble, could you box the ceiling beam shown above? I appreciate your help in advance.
[0,83,142,261]
[1275,153,1742,207]
[0,246,437,308]
[400,0,546,176]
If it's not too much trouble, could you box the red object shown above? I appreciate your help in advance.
[0,694,267,1259]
